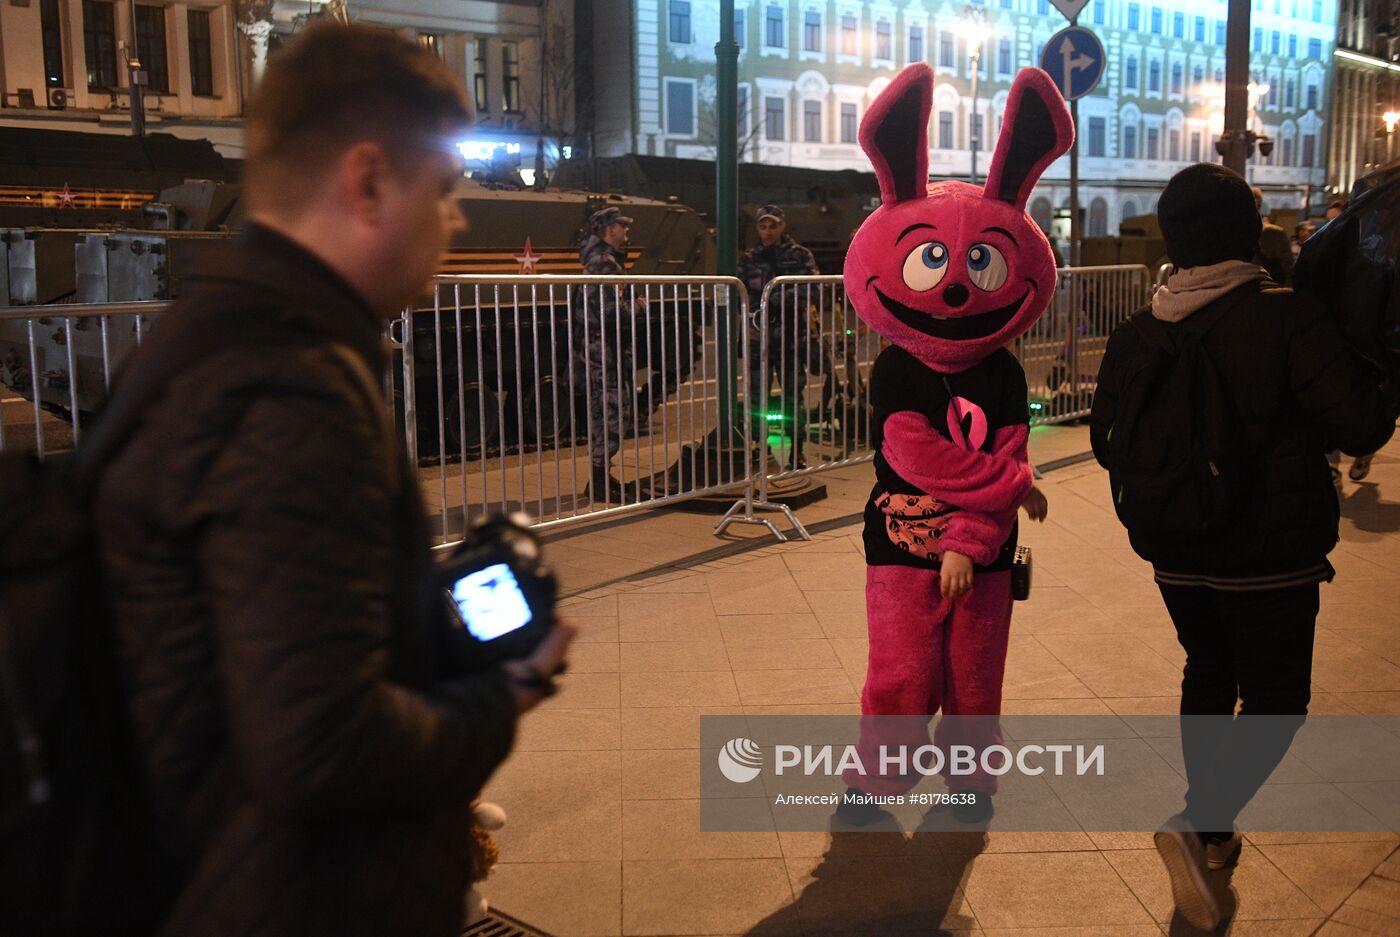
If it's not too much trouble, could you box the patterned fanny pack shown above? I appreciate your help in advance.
[874,491,952,561]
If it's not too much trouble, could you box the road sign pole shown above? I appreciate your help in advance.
[1222,0,1252,176]
[1070,95,1080,265]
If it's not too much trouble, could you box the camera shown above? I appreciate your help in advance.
[438,513,557,666]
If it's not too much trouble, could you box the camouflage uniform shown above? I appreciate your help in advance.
[575,228,640,467]
[738,233,820,465]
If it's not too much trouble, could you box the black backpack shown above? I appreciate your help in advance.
[0,312,378,936]
[1104,302,1250,535]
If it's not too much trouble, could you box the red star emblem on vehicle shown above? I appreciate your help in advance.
[514,237,542,275]
[58,183,76,208]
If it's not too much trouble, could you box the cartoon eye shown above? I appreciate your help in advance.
[966,243,1008,292]
[902,241,950,292]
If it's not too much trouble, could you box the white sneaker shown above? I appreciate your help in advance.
[1206,832,1243,870]
[1154,817,1222,931]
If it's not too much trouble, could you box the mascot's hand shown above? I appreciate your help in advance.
[940,551,975,599]
[1021,486,1048,522]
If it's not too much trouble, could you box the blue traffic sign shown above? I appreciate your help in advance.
[1040,26,1105,101]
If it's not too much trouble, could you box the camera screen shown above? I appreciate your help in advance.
[450,563,533,641]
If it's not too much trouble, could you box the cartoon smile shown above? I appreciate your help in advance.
[873,282,1033,341]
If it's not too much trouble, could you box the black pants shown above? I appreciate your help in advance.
[1158,581,1318,835]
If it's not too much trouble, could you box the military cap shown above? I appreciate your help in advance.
[756,204,786,222]
[589,206,636,230]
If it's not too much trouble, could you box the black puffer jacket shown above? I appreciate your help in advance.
[92,225,517,937]
[1091,280,1396,576]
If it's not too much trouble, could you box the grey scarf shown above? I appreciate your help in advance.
[1152,260,1270,323]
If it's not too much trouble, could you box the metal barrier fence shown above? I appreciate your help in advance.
[399,274,754,544]
[0,265,1148,547]
[717,265,1152,541]
[0,301,162,458]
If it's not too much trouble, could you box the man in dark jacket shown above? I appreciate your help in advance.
[1091,164,1395,931]
[1251,185,1295,285]
[92,25,573,936]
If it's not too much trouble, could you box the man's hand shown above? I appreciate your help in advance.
[1021,486,1048,522]
[940,551,974,599]
[635,295,649,310]
[502,619,578,714]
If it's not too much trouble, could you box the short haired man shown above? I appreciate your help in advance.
[1091,163,1394,930]
[577,205,649,502]
[738,205,820,469]
[93,24,572,936]
[1250,185,1294,285]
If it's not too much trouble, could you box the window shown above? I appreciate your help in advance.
[1190,131,1202,160]
[1121,199,1140,224]
[83,0,117,89]
[1270,30,1280,54]
[1214,66,1223,82]
[1282,137,1294,166]
[1285,78,1295,108]
[1194,15,1205,41]
[1168,128,1181,160]
[1306,82,1318,109]
[1038,0,1049,14]
[1094,0,1105,23]
[875,20,892,59]
[1001,0,1012,9]
[1125,56,1138,90]
[1252,27,1262,51]
[938,110,954,149]
[1215,20,1226,45]
[738,85,749,134]
[1088,116,1106,156]
[40,0,64,87]
[841,102,857,142]
[1288,34,1297,57]
[804,100,822,141]
[909,25,923,62]
[1089,198,1108,237]
[735,9,745,47]
[841,14,857,55]
[666,80,694,134]
[1311,0,1321,19]
[1170,62,1183,94]
[1150,7,1162,32]
[135,6,169,94]
[803,10,821,51]
[1173,11,1184,37]
[971,113,983,148]
[670,0,691,43]
[1268,82,1278,106]
[501,41,522,112]
[472,41,488,112]
[1148,59,1161,92]
[998,38,1012,75]
[1307,37,1322,58]
[765,96,785,139]
[1192,64,1203,87]
[187,8,212,96]
[1147,126,1160,159]
[765,5,784,47]
[1123,125,1138,158]
[939,30,954,67]
[1302,133,1316,165]
[1128,3,1140,29]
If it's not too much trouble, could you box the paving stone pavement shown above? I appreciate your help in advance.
[480,425,1400,937]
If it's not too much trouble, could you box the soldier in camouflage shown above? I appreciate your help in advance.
[576,206,648,502]
[738,205,820,470]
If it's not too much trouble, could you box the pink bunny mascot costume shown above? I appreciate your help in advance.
[840,64,1073,812]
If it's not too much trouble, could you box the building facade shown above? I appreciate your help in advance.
[0,0,570,170]
[1326,0,1398,198]
[589,0,1337,232]
[0,0,245,150]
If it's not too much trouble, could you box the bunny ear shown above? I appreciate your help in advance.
[859,63,933,205]
[983,68,1074,210]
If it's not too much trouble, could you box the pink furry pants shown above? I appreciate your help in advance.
[842,565,1013,796]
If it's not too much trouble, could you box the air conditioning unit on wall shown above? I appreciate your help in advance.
[47,87,73,110]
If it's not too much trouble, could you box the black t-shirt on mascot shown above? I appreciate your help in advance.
[863,345,1030,572]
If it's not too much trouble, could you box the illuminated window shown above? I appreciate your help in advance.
[40,0,65,87]
[417,33,444,59]
[83,0,117,89]
[501,40,520,112]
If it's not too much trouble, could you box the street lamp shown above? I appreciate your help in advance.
[957,10,994,183]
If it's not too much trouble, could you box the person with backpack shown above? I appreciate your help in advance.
[1090,163,1396,932]
[0,24,575,937]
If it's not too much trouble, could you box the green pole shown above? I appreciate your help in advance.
[716,0,740,452]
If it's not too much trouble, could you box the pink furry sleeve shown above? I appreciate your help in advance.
[937,507,1018,565]
[882,412,1034,514]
